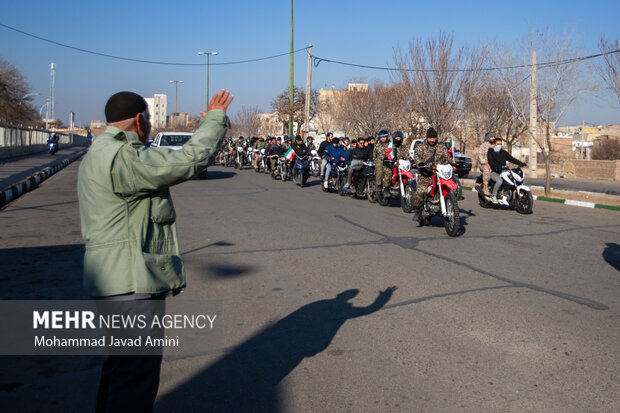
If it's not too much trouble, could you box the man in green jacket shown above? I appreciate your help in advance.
[78,89,233,412]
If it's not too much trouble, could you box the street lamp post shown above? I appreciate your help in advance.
[169,80,183,115]
[197,51,218,111]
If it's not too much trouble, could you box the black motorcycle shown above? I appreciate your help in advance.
[346,160,375,200]
[322,158,347,194]
[292,154,310,187]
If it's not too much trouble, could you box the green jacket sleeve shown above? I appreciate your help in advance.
[111,110,229,199]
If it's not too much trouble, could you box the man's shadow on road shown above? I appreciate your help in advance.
[155,287,396,413]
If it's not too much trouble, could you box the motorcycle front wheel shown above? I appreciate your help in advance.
[367,180,377,203]
[454,178,463,199]
[401,181,415,213]
[515,190,533,214]
[443,191,460,237]
[338,176,347,196]
[377,187,389,206]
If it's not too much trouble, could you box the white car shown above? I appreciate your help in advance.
[152,132,208,179]
[152,132,193,150]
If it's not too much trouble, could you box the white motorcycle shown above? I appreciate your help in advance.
[235,146,245,169]
[310,150,321,177]
[475,166,533,214]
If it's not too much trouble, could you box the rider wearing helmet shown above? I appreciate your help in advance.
[306,136,317,151]
[412,127,450,222]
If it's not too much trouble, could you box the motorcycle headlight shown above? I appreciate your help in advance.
[436,164,453,180]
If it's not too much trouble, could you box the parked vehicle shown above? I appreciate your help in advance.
[152,132,193,149]
[452,150,472,178]
[414,163,461,237]
[152,132,207,179]
[475,166,533,214]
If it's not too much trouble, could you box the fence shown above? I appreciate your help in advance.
[0,123,89,159]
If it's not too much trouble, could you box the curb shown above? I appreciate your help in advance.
[468,186,620,212]
[0,148,88,208]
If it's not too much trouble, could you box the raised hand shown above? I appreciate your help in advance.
[207,89,234,113]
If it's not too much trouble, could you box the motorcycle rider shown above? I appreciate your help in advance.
[392,131,404,158]
[373,130,392,198]
[343,137,372,192]
[318,132,333,178]
[367,136,376,153]
[306,136,317,151]
[412,127,450,223]
[395,131,413,161]
[268,137,285,173]
[478,132,495,196]
[48,133,60,151]
[290,134,311,175]
[487,136,526,203]
[323,137,346,189]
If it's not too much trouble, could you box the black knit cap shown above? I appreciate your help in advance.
[105,91,147,123]
[426,128,438,138]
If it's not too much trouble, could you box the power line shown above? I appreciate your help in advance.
[311,48,620,73]
[0,22,309,66]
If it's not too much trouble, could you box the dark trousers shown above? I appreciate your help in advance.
[95,296,165,413]
[96,354,162,413]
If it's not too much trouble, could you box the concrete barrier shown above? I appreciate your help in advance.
[0,148,87,208]
[0,123,89,160]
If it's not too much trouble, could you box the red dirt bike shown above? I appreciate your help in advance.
[376,158,416,213]
[414,163,461,237]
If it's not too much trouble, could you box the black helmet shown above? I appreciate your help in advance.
[392,131,404,139]
[377,129,389,138]
[426,128,438,139]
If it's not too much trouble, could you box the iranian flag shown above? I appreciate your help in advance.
[285,146,295,161]
[447,136,455,160]
[385,139,397,160]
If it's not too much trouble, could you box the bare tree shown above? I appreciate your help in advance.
[231,105,262,137]
[486,29,594,195]
[0,57,40,126]
[271,87,318,135]
[392,32,481,139]
[328,81,404,138]
[462,71,527,159]
[592,138,620,160]
[596,36,620,105]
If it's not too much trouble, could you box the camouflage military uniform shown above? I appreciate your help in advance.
[413,140,450,207]
[373,139,392,188]
[252,140,264,169]
[398,136,415,160]
[477,141,491,183]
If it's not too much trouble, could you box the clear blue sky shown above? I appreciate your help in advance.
[1,0,619,127]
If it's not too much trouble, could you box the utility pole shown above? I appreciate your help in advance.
[304,44,313,137]
[47,63,56,131]
[529,51,537,178]
[289,0,294,137]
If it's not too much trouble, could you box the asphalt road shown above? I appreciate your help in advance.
[1,162,619,412]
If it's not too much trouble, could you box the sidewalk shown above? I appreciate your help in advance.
[0,145,88,208]
[0,146,87,191]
